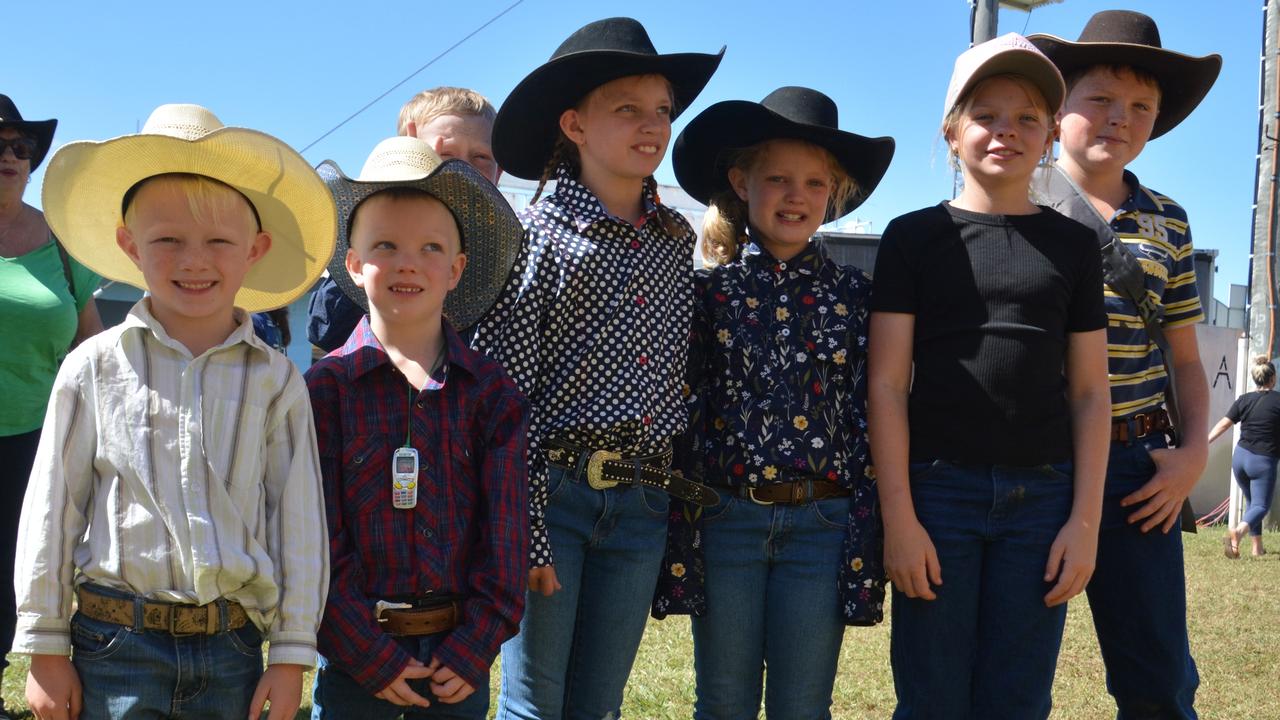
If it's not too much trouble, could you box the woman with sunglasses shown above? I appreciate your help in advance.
[0,94,101,720]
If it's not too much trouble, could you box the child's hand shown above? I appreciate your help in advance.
[1043,514,1099,606]
[27,654,82,720]
[528,565,562,596]
[247,663,304,720]
[1121,444,1207,533]
[883,517,942,600]
[374,658,434,707]
[424,658,476,704]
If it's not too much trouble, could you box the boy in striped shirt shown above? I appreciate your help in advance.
[13,104,334,720]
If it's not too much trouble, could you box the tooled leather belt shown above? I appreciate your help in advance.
[543,440,718,507]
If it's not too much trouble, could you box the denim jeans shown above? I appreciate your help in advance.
[691,494,848,720]
[312,633,489,719]
[496,462,669,720]
[1231,445,1278,536]
[70,591,263,719]
[1087,436,1199,720]
[891,461,1074,720]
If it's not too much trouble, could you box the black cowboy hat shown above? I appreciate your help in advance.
[492,16,724,180]
[0,94,57,170]
[673,86,895,221]
[1028,10,1221,140]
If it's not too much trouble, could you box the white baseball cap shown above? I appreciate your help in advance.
[943,32,1066,122]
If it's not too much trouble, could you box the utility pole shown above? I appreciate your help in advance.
[1249,0,1279,363]
[972,0,999,45]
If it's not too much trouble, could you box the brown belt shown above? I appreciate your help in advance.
[1112,408,1172,443]
[724,478,850,505]
[379,602,462,637]
[76,585,248,636]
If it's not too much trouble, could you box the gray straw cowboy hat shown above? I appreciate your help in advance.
[492,16,724,180]
[41,104,337,312]
[318,136,522,330]
[1029,10,1222,140]
[673,86,895,222]
[0,94,58,170]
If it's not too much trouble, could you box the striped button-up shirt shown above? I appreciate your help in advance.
[13,300,329,667]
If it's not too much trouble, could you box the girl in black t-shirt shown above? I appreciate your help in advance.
[868,35,1111,718]
[1209,357,1279,557]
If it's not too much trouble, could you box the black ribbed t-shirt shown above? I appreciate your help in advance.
[871,202,1106,466]
[1227,390,1280,458]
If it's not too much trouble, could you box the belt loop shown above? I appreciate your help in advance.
[1123,417,1136,447]
[633,458,643,486]
[215,597,229,634]
[572,446,591,480]
[132,594,145,632]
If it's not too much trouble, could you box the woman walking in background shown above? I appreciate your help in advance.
[1209,357,1280,557]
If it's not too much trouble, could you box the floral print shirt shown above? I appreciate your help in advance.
[653,240,885,625]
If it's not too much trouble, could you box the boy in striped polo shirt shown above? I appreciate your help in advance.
[1031,11,1222,718]
[14,104,335,720]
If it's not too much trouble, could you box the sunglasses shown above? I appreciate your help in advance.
[0,137,38,161]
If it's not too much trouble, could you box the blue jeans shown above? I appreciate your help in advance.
[312,633,489,719]
[496,462,669,720]
[691,494,848,720]
[70,592,263,719]
[1087,436,1198,719]
[891,461,1074,720]
[1231,445,1277,536]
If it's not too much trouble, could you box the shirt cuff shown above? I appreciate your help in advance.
[11,619,72,657]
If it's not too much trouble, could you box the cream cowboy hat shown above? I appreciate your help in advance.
[41,103,337,312]
[318,136,522,330]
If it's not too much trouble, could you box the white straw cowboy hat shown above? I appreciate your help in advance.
[41,104,337,312]
[318,136,523,330]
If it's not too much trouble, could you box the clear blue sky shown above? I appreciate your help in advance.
[11,0,1256,302]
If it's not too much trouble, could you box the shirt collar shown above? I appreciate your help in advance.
[740,238,827,275]
[552,163,659,232]
[342,315,479,386]
[1120,169,1165,214]
[120,299,268,359]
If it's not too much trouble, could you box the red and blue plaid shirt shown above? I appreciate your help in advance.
[306,317,529,693]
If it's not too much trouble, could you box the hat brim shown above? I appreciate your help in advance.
[0,118,56,170]
[319,158,523,331]
[41,127,337,312]
[493,47,725,180]
[1028,34,1222,139]
[672,100,895,221]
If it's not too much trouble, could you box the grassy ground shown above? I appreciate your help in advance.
[3,530,1276,718]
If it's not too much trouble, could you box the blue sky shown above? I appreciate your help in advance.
[11,0,1255,301]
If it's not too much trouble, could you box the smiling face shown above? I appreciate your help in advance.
[947,74,1054,194]
[1057,65,1161,178]
[559,73,673,186]
[345,190,466,329]
[729,139,837,261]
[116,175,270,341]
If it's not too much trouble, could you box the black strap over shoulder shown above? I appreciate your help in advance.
[52,233,76,299]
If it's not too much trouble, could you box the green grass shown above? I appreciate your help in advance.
[4,530,1277,718]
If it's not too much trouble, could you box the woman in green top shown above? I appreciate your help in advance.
[0,95,101,719]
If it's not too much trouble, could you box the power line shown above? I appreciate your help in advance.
[300,0,525,153]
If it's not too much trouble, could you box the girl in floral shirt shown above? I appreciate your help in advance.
[655,86,894,719]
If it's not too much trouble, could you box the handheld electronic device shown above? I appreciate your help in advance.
[392,447,419,509]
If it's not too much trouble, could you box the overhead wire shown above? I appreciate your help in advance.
[299,0,525,153]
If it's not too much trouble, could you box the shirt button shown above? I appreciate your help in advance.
[423,527,434,539]
[642,415,653,426]
[779,262,788,270]
[416,401,424,409]
[630,239,641,249]
[638,354,649,366]
[635,295,646,306]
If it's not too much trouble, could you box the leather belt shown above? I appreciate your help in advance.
[76,584,248,636]
[723,478,850,505]
[1112,408,1172,443]
[544,441,719,507]
[379,601,462,637]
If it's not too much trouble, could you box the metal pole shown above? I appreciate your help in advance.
[973,0,999,45]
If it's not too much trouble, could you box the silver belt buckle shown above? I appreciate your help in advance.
[586,450,622,490]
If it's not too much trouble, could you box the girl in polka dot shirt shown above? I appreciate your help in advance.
[653,86,894,718]
[471,17,723,719]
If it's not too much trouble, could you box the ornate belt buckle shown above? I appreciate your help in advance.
[586,450,622,490]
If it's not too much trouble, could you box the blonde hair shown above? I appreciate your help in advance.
[530,74,685,237]
[1252,356,1276,388]
[123,173,260,231]
[941,73,1057,173]
[397,86,497,136]
[700,140,859,266]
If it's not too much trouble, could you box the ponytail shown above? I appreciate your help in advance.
[1252,356,1276,388]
